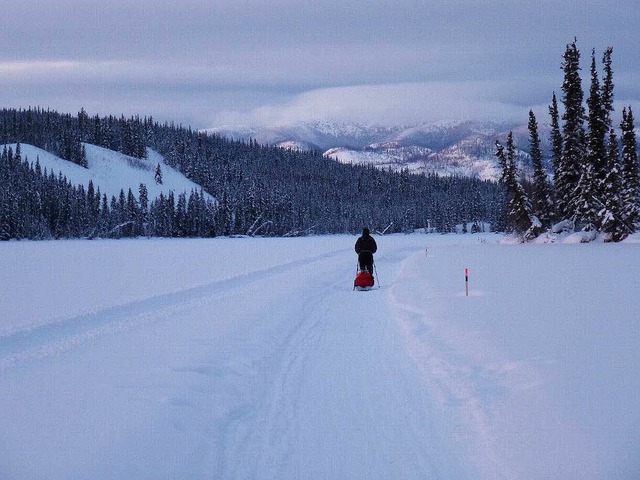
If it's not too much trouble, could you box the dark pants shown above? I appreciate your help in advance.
[358,252,373,272]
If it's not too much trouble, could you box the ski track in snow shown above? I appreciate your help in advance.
[0,249,350,371]
[223,249,454,480]
[388,252,506,478]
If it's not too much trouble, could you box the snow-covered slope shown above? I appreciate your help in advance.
[5,143,212,201]
[1,233,639,479]
[209,120,530,180]
[324,142,501,180]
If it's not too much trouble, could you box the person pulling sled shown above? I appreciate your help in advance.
[353,227,377,290]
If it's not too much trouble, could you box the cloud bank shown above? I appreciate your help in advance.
[213,82,543,127]
[2,1,640,129]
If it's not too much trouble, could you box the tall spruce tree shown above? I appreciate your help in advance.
[138,183,149,236]
[528,110,553,227]
[619,107,640,228]
[601,47,615,127]
[548,92,563,220]
[576,49,607,229]
[559,39,586,221]
[496,132,534,238]
[599,127,626,241]
[596,47,619,232]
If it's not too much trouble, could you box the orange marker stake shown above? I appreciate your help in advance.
[465,268,469,296]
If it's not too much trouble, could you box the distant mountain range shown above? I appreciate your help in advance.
[208,120,550,181]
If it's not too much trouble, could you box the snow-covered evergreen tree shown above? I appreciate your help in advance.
[99,193,110,235]
[86,180,99,228]
[548,92,563,219]
[175,192,188,237]
[496,133,534,239]
[126,188,139,236]
[576,49,607,229]
[619,107,640,228]
[528,110,553,227]
[559,39,586,221]
[599,128,626,241]
[154,163,163,185]
[138,183,149,236]
[601,47,615,128]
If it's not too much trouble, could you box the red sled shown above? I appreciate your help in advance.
[354,270,375,290]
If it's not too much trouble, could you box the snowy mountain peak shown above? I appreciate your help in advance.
[209,120,524,180]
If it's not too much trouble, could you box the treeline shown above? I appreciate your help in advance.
[497,40,640,242]
[0,108,149,168]
[0,107,501,239]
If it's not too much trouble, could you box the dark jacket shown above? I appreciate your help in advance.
[355,233,377,254]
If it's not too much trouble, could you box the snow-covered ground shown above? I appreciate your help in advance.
[1,233,639,479]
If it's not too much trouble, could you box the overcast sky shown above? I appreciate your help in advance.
[2,0,639,129]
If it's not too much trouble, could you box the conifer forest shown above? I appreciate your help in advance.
[0,109,500,240]
[497,40,640,242]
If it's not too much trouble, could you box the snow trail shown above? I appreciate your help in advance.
[2,234,639,479]
[0,248,348,370]
[1,237,458,480]
[224,251,462,479]
[389,250,508,477]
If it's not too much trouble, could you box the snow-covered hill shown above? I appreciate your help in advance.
[209,120,533,180]
[5,143,213,201]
